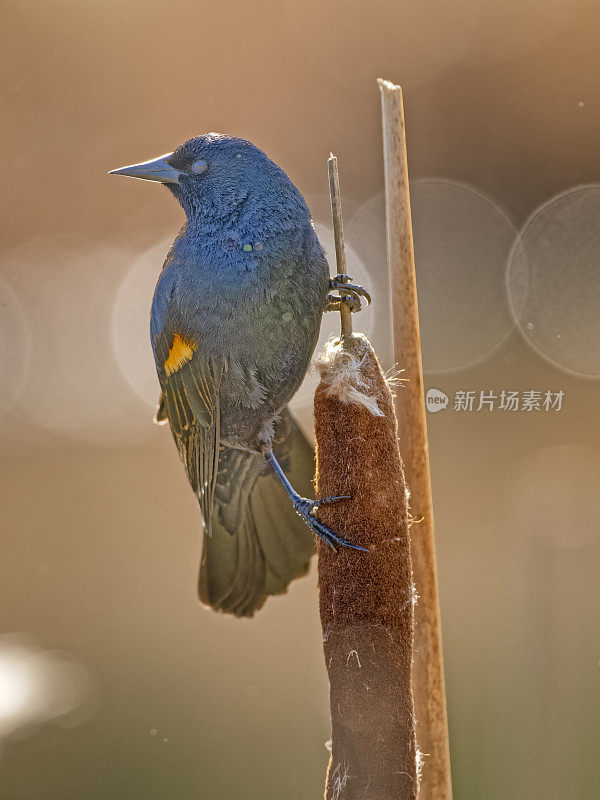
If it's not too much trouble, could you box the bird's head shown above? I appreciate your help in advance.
[110,133,307,224]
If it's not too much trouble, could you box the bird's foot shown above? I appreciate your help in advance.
[325,274,372,314]
[291,493,368,552]
[264,450,368,553]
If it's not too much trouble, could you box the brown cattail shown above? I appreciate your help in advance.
[314,333,418,800]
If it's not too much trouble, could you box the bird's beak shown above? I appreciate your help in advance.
[109,153,180,184]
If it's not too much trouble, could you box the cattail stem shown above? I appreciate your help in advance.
[328,154,353,340]
[378,77,453,800]
[314,152,417,799]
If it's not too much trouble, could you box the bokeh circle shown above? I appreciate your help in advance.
[112,239,168,408]
[347,181,519,373]
[507,185,600,379]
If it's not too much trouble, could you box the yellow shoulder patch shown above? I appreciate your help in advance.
[164,333,197,376]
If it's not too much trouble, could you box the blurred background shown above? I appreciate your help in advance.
[2,1,600,798]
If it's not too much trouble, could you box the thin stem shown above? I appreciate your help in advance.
[328,154,353,340]
[378,76,453,800]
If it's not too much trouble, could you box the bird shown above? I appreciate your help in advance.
[110,133,367,617]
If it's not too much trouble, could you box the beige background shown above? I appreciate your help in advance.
[1,1,600,798]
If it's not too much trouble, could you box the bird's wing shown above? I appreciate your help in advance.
[199,408,317,617]
[153,326,222,530]
[151,268,316,617]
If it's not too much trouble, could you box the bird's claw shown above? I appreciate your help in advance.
[325,295,361,313]
[291,494,368,552]
[325,274,372,314]
[313,494,351,508]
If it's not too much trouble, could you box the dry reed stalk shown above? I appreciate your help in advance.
[378,77,453,800]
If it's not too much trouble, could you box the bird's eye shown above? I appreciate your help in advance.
[191,160,207,174]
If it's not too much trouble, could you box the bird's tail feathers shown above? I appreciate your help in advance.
[198,410,316,617]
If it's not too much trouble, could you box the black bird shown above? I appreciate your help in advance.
[111,133,366,616]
